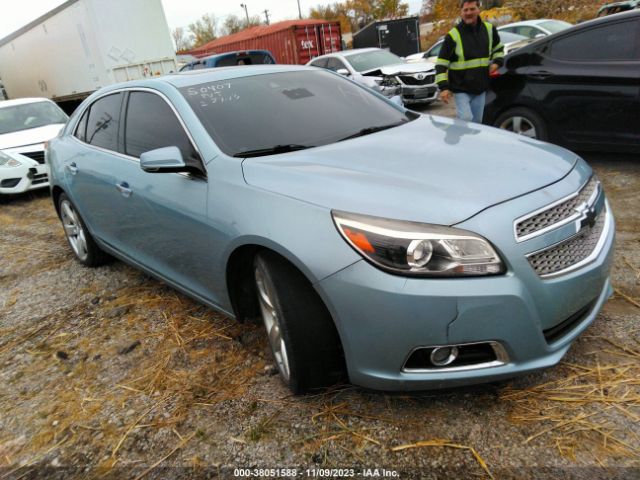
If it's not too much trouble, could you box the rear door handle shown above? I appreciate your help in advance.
[66,162,78,175]
[115,181,132,198]
[530,70,553,80]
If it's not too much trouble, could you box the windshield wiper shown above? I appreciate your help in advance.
[338,121,408,142]
[233,144,313,158]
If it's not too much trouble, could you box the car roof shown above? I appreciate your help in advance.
[312,48,386,60]
[0,97,56,108]
[199,50,273,61]
[498,19,565,28]
[504,9,640,53]
[95,65,318,92]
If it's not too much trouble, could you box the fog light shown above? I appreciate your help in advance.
[430,346,459,367]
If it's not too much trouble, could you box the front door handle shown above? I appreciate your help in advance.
[115,181,132,198]
[66,162,78,175]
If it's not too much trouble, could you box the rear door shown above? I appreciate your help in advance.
[66,92,125,246]
[526,17,640,149]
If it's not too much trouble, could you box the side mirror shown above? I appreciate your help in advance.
[534,33,546,39]
[140,146,188,173]
[336,68,350,76]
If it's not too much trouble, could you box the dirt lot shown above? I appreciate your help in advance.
[1,102,639,479]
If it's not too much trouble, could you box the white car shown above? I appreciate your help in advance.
[307,48,438,105]
[0,98,68,194]
[406,31,530,64]
[497,19,572,39]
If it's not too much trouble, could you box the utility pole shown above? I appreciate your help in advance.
[240,3,250,25]
[263,9,270,25]
[297,0,302,20]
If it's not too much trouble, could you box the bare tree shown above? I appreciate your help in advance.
[171,27,193,52]
[189,13,218,47]
[222,14,243,35]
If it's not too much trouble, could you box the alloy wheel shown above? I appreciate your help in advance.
[255,265,291,381]
[60,200,89,261]
[500,116,537,138]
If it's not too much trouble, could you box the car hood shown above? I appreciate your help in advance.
[242,115,578,225]
[0,124,65,150]
[362,62,435,76]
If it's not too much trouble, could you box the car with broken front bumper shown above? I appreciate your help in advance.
[307,48,437,105]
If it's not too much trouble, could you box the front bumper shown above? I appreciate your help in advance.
[401,84,438,104]
[0,163,49,194]
[316,180,615,391]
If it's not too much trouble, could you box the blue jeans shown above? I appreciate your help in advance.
[454,92,486,123]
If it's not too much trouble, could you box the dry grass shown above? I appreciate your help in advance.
[1,209,264,476]
[500,338,640,463]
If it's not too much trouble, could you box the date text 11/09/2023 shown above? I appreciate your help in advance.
[233,468,400,478]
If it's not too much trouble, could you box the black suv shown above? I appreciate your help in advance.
[483,10,640,153]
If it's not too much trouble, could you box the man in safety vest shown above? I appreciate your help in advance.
[436,0,504,123]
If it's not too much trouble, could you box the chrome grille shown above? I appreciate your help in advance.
[527,206,607,277]
[398,74,435,86]
[516,176,599,240]
[19,151,46,164]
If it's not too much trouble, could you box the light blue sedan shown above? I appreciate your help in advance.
[48,65,614,393]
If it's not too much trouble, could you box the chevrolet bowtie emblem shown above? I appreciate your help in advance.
[576,203,597,233]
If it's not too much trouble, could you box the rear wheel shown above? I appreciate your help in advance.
[495,107,547,141]
[58,193,110,267]
[254,251,345,394]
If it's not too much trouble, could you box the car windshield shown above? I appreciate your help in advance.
[539,20,572,34]
[180,70,416,157]
[345,50,404,72]
[0,101,68,134]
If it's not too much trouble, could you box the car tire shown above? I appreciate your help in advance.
[254,251,345,394]
[58,193,110,267]
[495,107,548,141]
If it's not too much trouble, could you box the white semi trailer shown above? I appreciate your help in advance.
[0,0,177,105]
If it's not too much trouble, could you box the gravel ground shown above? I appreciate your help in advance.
[0,101,639,480]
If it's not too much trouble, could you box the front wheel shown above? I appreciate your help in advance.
[58,193,110,267]
[254,252,345,394]
[495,107,547,141]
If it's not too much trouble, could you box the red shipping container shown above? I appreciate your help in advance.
[189,19,342,65]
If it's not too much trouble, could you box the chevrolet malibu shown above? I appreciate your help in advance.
[48,66,614,394]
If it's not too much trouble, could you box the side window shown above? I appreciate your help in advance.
[310,58,328,68]
[74,109,89,142]
[124,91,200,166]
[86,93,122,151]
[550,21,637,61]
[515,26,536,38]
[428,42,443,57]
[326,57,347,72]
[500,27,514,35]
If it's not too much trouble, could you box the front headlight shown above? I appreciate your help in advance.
[332,211,504,277]
[0,156,22,168]
[374,76,400,87]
